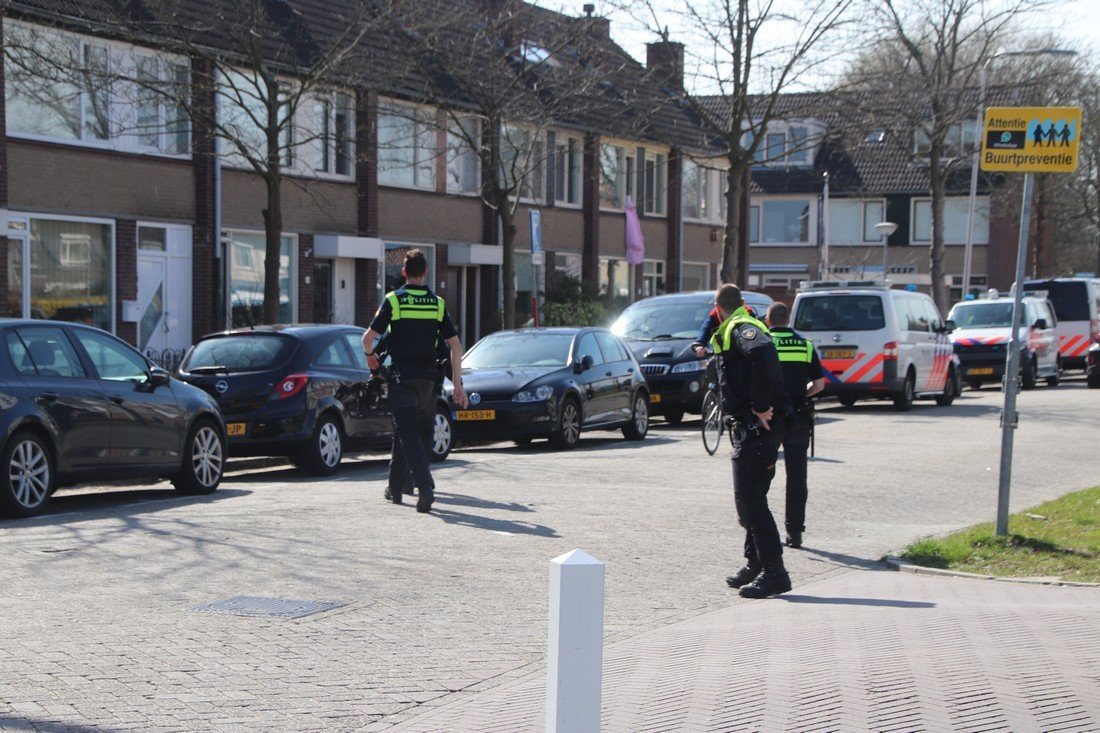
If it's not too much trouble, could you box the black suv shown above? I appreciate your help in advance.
[611,290,773,423]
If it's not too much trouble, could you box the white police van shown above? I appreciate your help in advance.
[790,281,959,410]
[1023,277,1100,371]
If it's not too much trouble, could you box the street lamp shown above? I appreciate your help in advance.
[961,48,1078,301]
[874,220,897,280]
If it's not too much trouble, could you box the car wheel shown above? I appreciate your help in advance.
[663,408,684,425]
[549,397,582,450]
[0,430,55,518]
[1020,355,1037,390]
[1046,360,1060,387]
[935,367,958,406]
[172,419,224,495]
[622,392,649,441]
[893,371,915,412]
[430,404,453,463]
[838,396,857,408]
[300,412,343,476]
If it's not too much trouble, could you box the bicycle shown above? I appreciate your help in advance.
[700,357,724,455]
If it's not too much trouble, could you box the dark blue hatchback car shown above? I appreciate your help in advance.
[176,325,454,475]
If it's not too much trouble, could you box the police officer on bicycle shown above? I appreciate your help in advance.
[711,284,793,598]
[764,302,824,549]
[362,249,468,514]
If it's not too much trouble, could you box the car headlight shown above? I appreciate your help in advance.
[671,360,706,374]
[513,385,554,402]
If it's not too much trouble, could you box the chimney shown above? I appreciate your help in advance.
[647,40,685,90]
[581,11,610,40]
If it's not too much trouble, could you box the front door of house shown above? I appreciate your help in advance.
[136,225,192,359]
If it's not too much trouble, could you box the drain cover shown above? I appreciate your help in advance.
[191,595,344,619]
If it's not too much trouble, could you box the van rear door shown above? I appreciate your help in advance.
[792,292,890,390]
[1024,279,1099,365]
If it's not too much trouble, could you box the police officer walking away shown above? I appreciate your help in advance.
[711,284,793,598]
[764,302,825,549]
[362,250,468,513]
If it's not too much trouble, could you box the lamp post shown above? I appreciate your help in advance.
[874,220,897,281]
[961,48,1077,301]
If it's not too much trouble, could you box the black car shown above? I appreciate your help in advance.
[452,328,649,449]
[0,320,226,518]
[1087,343,1099,388]
[176,325,454,474]
[611,290,774,423]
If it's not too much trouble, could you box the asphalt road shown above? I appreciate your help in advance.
[0,375,1096,732]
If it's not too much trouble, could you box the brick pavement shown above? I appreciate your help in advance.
[386,569,1100,733]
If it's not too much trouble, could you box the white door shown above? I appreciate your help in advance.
[136,225,192,356]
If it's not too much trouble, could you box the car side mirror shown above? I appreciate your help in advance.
[945,319,957,333]
[1033,318,1048,331]
[149,366,171,388]
[574,354,595,373]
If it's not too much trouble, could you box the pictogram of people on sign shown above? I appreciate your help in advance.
[1029,118,1076,148]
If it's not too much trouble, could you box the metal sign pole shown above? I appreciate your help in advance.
[996,171,1034,537]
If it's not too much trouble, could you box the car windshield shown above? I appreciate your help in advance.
[613,302,713,340]
[794,295,886,331]
[183,334,297,373]
[949,302,1024,328]
[464,332,574,369]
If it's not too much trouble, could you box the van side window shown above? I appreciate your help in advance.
[904,298,929,332]
[922,299,944,332]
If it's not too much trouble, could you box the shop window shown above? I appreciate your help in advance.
[227,232,295,327]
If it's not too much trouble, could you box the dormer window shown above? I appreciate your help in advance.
[745,121,820,167]
[913,120,978,159]
[519,40,556,65]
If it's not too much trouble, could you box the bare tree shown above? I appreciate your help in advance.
[847,0,1051,311]
[4,1,383,324]
[383,0,620,328]
[608,0,854,287]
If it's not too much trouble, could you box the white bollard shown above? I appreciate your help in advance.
[546,549,604,733]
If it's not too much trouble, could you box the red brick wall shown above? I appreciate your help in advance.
[354,259,377,327]
[115,220,137,345]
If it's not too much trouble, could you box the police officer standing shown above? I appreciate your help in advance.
[711,284,793,598]
[764,302,825,549]
[362,250,468,513]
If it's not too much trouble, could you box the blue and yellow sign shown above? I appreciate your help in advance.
[981,106,1081,173]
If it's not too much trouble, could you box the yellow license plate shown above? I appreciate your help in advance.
[456,410,496,421]
[821,348,857,359]
[649,393,662,403]
[226,422,247,436]
[968,367,994,375]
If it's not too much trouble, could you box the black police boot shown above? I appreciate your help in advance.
[416,488,434,514]
[738,558,792,598]
[384,487,403,505]
[785,530,803,549]
[725,562,762,589]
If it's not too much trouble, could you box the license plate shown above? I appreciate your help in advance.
[456,410,496,421]
[649,393,662,403]
[821,348,857,359]
[226,422,247,436]
[968,367,994,376]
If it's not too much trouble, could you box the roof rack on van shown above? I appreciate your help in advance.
[798,279,891,291]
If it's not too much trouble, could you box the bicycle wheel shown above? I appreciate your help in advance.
[701,388,722,455]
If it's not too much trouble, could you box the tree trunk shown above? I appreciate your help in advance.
[928,151,948,312]
[261,174,283,325]
[721,163,744,285]
[1031,174,1048,278]
[500,200,517,329]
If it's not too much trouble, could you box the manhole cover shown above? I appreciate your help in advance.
[191,595,344,619]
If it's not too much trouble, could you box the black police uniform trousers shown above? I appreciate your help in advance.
[782,406,813,534]
[732,414,787,565]
[388,376,436,494]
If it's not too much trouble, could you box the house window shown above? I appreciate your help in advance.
[827,200,885,244]
[682,159,710,220]
[912,197,989,244]
[135,56,190,154]
[748,123,816,166]
[316,93,353,176]
[218,69,293,166]
[227,232,296,327]
[27,218,113,330]
[447,117,480,194]
[913,120,979,158]
[643,152,666,215]
[761,199,811,243]
[681,263,709,292]
[748,205,760,243]
[378,102,436,189]
[554,137,581,205]
[599,256,629,297]
[599,144,623,209]
[643,260,665,297]
[501,125,543,201]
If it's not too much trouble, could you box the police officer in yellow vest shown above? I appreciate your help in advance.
[764,302,825,550]
[362,250,468,513]
[710,284,793,598]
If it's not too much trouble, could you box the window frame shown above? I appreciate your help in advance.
[553,134,582,207]
[223,229,299,327]
[753,197,814,246]
[910,196,990,245]
[377,99,437,190]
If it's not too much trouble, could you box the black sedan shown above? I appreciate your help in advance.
[452,328,649,449]
[0,320,226,518]
[176,325,454,475]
